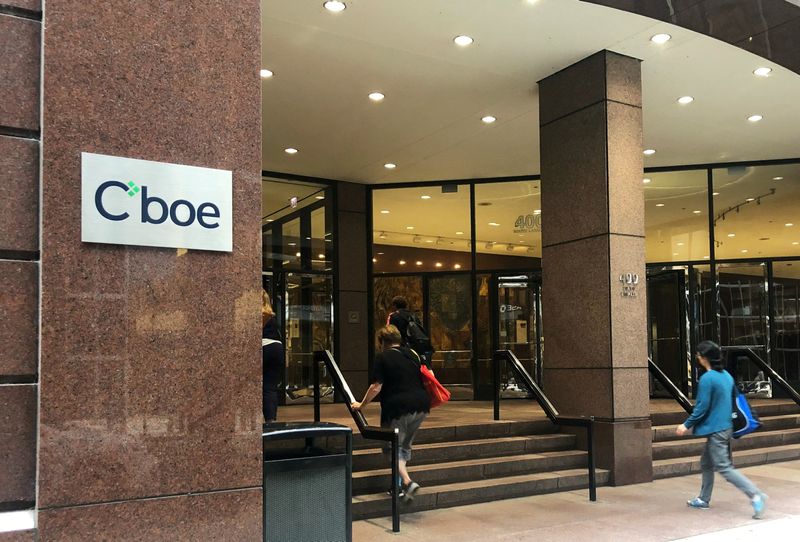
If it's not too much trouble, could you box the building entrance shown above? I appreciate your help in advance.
[495,274,543,395]
[647,269,691,397]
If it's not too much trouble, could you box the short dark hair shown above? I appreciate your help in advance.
[697,340,725,371]
[391,296,408,310]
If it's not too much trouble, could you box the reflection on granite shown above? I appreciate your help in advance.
[0,261,38,378]
[583,0,800,74]
[0,14,40,131]
[0,385,37,505]
[39,488,261,542]
[39,0,262,514]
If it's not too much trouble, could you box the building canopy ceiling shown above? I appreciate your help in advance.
[261,0,800,184]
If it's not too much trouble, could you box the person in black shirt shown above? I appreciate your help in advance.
[352,325,430,502]
[387,296,412,341]
[262,290,283,422]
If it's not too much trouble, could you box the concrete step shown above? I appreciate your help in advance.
[654,443,800,479]
[651,401,800,427]
[352,468,610,520]
[353,433,577,471]
[652,428,800,461]
[652,413,800,443]
[352,449,588,494]
[348,418,558,450]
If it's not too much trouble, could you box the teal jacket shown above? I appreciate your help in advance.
[683,369,734,436]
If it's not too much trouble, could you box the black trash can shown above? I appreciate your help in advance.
[263,421,352,542]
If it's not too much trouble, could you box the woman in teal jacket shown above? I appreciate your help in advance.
[676,341,767,518]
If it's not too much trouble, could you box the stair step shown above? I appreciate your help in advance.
[651,401,800,427]
[352,450,588,494]
[652,428,800,460]
[352,468,609,520]
[353,433,576,470]
[348,419,558,449]
[654,443,800,479]
[652,413,800,443]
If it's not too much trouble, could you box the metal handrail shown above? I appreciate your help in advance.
[648,357,693,414]
[312,350,400,533]
[722,346,800,407]
[492,350,596,502]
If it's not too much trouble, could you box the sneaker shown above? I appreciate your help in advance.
[386,488,405,499]
[401,482,420,503]
[752,493,767,519]
[687,497,709,509]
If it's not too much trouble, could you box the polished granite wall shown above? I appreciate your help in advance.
[0,0,41,523]
[584,0,800,75]
[539,50,653,485]
[37,1,263,539]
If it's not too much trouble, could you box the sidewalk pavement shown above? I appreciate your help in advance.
[354,460,800,541]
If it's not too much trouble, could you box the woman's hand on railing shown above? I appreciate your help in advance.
[351,401,363,411]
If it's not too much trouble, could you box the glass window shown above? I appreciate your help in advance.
[372,276,423,337]
[372,185,471,273]
[281,218,302,270]
[475,180,541,270]
[773,261,800,387]
[428,275,473,398]
[644,170,709,263]
[311,207,331,272]
[712,164,800,260]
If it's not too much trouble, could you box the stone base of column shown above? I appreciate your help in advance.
[594,418,653,485]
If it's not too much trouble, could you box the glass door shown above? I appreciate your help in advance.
[718,262,771,397]
[428,274,473,400]
[496,273,543,397]
[646,268,690,396]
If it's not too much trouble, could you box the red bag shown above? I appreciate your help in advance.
[420,364,451,408]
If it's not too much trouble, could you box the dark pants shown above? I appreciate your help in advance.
[263,389,279,422]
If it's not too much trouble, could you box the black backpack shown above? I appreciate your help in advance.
[402,312,434,366]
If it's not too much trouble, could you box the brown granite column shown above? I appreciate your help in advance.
[539,50,652,485]
[335,181,371,396]
[37,2,263,540]
[0,1,41,534]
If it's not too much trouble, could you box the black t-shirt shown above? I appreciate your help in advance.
[388,310,412,345]
[372,347,430,425]
[262,339,284,391]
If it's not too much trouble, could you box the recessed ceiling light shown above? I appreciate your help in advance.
[416,261,423,266]
[260,69,273,78]
[643,149,656,155]
[651,33,672,44]
[703,256,710,259]
[533,209,541,214]
[406,226,414,230]
[643,178,652,184]
[372,258,377,263]
[673,252,679,256]
[455,231,464,235]
[368,92,385,102]
[288,242,296,246]
[677,96,694,104]
[741,249,749,253]
[677,242,684,246]
[488,222,500,226]
[787,223,795,227]
[747,114,763,122]
[793,242,800,246]
[399,260,406,265]
[728,233,736,237]
[481,115,497,124]
[656,203,665,207]
[693,210,702,214]
[323,1,346,13]
[384,163,396,169]
[425,239,434,243]
[773,176,784,181]
[454,35,474,46]
[318,254,326,259]
[421,195,431,200]
[315,195,325,200]
[746,197,755,202]
[753,67,772,77]
[284,147,298,154]
[454,264,462,269]
[435,262,443,268]
[713,192,720,196]
[295,252,301,257]
[380,209,390,214]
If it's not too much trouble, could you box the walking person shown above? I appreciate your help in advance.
[387,295,434,366]
[676,340,767,518]
[262,290,283,423]
[352,325,431,503]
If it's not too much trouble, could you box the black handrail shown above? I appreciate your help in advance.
[722,346,800,407]
[492,350,597,502]
[648,357,693,414]
[313,350,400,533]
